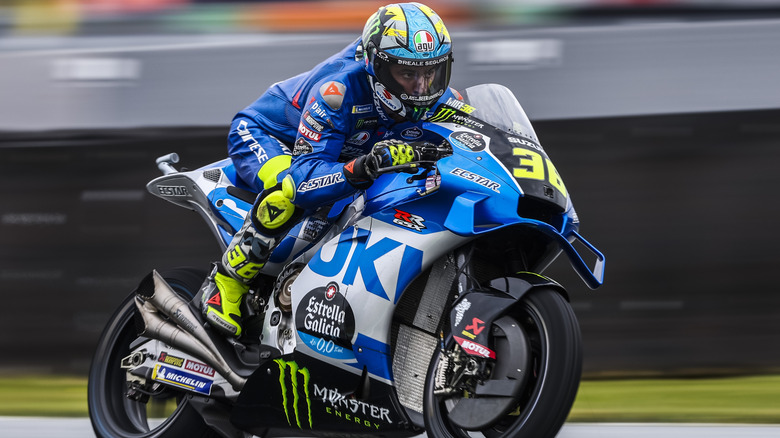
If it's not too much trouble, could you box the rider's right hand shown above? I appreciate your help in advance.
[343,139,416,189]
[343,154,375,189]
[370,139,416,169]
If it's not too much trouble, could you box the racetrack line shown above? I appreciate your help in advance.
[2,417,780,438]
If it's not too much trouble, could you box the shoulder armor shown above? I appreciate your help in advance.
[319,81,347,111]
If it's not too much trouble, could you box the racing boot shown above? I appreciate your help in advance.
[201,267,249,337]
[201,187,300,337]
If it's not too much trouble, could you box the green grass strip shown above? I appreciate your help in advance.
[0,374,778,423]
[569,375,780,423]
[0,376,88,417]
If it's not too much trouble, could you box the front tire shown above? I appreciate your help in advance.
[87,267,220,438]
[424,288,582,438]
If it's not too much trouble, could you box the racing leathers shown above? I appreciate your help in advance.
[202,38,463,337]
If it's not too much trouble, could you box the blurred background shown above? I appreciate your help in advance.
[1,0,780,381]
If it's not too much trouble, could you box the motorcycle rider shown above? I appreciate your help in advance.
[201,2,460,337]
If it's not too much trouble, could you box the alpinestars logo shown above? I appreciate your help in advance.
[276,359,313,429]
[392,209,426,232]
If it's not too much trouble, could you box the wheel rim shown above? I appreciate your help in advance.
[90,290,193,436]
[429,299,550,437]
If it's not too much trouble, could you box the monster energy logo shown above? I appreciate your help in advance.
[428,107,456,123]
[363,14,381,42]
[276,359,313,429]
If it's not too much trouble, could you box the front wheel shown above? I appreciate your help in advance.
[424,288,582,438]
[87,267,220,438]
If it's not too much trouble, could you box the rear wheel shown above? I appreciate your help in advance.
[88,267,220,438]
[424,288,582,438]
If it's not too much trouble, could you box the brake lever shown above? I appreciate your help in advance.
[374,160,437,176]
[407,162,436,183]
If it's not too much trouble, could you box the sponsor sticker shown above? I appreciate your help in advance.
[298,122,322,141]
[397,57,448,67]
[295,284,356,360]
[444,97,476,114]
[450,168,500,192]
[315,383,393,428]
[454,335,496,359]
[310,102,329,119]
[413,30,435,52]
[400,89,443,102]
[373,82,403,112]
[293,138,313,156]
[320,81,346,110]
[392,209,426,232]
[450,132,486,152]
[400,126,423,140]
[158,351,184,367]
[303,111,325,132]
[184,359,215,377]
[297,172,344,193]
[157,186,189,197]
[325,282,338,300]
[461,317,485,340]
[355,117,378,130]
[152,364,212,395]
[352,104,373,114]
[236,119,269,162]
[453,299,471,326]
[346,131,371,146]
[428,106,455,123]
[508,136,544,153]
[321,81,343,97]
[451,114,484,129]
[276,359,313,428]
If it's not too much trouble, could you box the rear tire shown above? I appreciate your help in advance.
[424,287,582,438]
[88,267,221,438]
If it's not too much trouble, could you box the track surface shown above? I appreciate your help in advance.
[3,417,779,438]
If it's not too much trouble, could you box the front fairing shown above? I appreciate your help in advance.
[361,84,602,288]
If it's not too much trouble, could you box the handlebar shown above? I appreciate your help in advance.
[373,140,452,177]
[155,153,180,175]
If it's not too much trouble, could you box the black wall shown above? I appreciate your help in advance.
[2,109,779,376]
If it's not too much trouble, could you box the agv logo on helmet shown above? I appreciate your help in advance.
[413,30,435,53]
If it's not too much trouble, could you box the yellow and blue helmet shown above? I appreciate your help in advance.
[361,3,453,121]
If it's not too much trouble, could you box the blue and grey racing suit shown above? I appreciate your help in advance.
[227,38,462,209]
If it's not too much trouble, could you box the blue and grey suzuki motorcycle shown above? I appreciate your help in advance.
[88,84,604,438]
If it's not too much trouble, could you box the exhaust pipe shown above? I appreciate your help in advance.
[135,270,246,390]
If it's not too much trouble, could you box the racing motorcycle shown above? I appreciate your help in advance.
[88,83,604,438]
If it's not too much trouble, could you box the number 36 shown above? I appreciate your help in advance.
[512,148,568,198]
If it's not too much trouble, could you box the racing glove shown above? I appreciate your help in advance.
[370,139,416,169]
[343,140,416,189]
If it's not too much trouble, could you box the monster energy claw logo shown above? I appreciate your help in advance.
[363,14,381,42]
[276,359,313,429]
[428,107,456,123]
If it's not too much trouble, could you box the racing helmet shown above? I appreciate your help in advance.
[361,3,453,121]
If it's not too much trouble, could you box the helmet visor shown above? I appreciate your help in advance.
[374,52,451,109]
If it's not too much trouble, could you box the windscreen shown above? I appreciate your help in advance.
[463,83,540,145]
